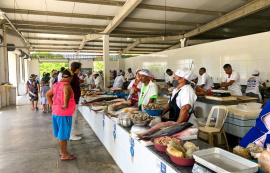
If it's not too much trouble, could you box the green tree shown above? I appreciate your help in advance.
[93,61,104,72]
[39,62,68,76]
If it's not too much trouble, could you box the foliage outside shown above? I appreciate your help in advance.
[39,62,68,76]
[31,52,64,59]
[93,61,104,72]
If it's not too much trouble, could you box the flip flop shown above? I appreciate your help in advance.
[61,155,76,161]
[31,108,35,110]
[42,111,46,113]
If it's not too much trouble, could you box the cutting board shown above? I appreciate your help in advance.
[205,96,237,101]
[233,96,258,101]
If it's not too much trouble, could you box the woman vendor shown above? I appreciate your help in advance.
[161,70,198,127]
[127,69,142,106]
[240,100,270,148]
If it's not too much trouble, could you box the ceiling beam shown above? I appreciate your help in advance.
[184,0,270,38]
[165,39,219,50]
[0,8,202,26]
[79,0,142,49]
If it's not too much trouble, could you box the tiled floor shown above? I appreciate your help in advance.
[0,97,122,173]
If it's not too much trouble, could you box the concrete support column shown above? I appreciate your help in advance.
[103,35,110,91]
[117,54,125,71]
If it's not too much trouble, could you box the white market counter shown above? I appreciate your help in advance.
[78,105,211,173]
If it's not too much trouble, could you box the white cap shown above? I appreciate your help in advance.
[93,71,99,75]
[120,71,125,75]
[139,69,150,76]
[174,70,193,81]
[190,74,198,81]
[252,70,260,76]
[98,70,102,73]
[136,69,141,73]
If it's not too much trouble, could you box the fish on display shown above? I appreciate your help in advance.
[171,127,199,138]
[140,122,193,140]
[137,121,178,138]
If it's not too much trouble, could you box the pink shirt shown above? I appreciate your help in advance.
[52,82,76,116]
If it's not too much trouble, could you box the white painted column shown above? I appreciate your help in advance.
[118,54,125,71]
[103,35,110,91]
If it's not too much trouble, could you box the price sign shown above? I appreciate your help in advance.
[102,114,105,128]
[113,123,116,142]
[129,137,135,162]
[156,159,166,173]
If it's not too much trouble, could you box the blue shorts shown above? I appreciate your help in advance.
[52,115,72,140]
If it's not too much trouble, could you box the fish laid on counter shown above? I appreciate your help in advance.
[108,107,139,117]
[137,121,178,138]
[171,127,198,138]
[140,122,193,140]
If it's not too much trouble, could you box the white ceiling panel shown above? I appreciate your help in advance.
[72,3,102,15]
[28,40,80,44]
[141,0,247,12]
[22,32,84,39]
[6,13,49,22]
[96,5,122,16]
[46,0,76,13]
[4,0,47,11]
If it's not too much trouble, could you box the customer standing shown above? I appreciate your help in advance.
[46,69,76,161]
[220,64,242,96]
[58,67,65,82]
[84,71,95,85]
[127,68,135,81]
[127,69,142,106]
[40,80,50,113]
[199,67,213,90]
[70,62,82,140]
[26,74,40,110]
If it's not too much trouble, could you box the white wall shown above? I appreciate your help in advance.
[28,59,40,78]
[69,59,94,70]
[124,31,270,86]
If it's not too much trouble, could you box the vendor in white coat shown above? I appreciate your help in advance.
[112,71,127,88]
[220,64,242,96]
[161,70,198,127]
[93,72,104,91]
[84,71,95,85]
[138,69,158,111]
[246,70,266,102]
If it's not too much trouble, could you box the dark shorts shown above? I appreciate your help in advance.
[52,115,72,140]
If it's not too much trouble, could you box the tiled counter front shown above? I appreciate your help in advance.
[78,105,211,173]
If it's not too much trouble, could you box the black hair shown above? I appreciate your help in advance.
[62,69,72,77]
[60,67,65,72]
[57,71,60,75]
[223,64,231,69]
[43,80,49,85]
[200,67,206,72]
[71,62,82,72]
[166,69,172,73]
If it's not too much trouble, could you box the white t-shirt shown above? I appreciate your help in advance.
[166,75,174,83]
[85,74,95,85]
[201,73,213,90]
[58,72,63,82]
[49,77,54,88]
[113,75,126,88]
[139,81,158,111]
[246,76,263,100]
[128,72,134,81]
[95,76,104,91]
[222,70,242,96]
[128,79,143,96]
[170,85,198,127]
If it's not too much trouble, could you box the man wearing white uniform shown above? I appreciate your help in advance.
[246,70,266,102]
[161,70,198,127]
[199,67,213,90]
[113,71,127,88]
[138,69,158,111]
[220,64,242,96]
[84,71,95,85]
[93,72,104,91]
[98,70,104,88]
[127,68,135,81]
[166,69,174,86]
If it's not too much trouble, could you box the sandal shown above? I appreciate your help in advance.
[61,155,76,161]
[31,108,35,110]
[42,111,47,113]
[35,107,39,110]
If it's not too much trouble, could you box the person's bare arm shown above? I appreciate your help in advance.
[176,104,190,124]
[37,83,41,93]
[262,82,266,87]
[148,98,155,104]
[46,88,54,106]
[25,84,29,95]
[161,103,170,117]
[62,84,72,109]
[200,84,205,88]
[220,80,235,87]
[195,87,207,96]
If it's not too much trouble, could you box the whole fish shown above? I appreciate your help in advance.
[137,121,178,138]
[140,122,193,140]
[171,127,199,138]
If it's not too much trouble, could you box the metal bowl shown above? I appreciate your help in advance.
[130,118,151,126]
[119,118,133,127]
